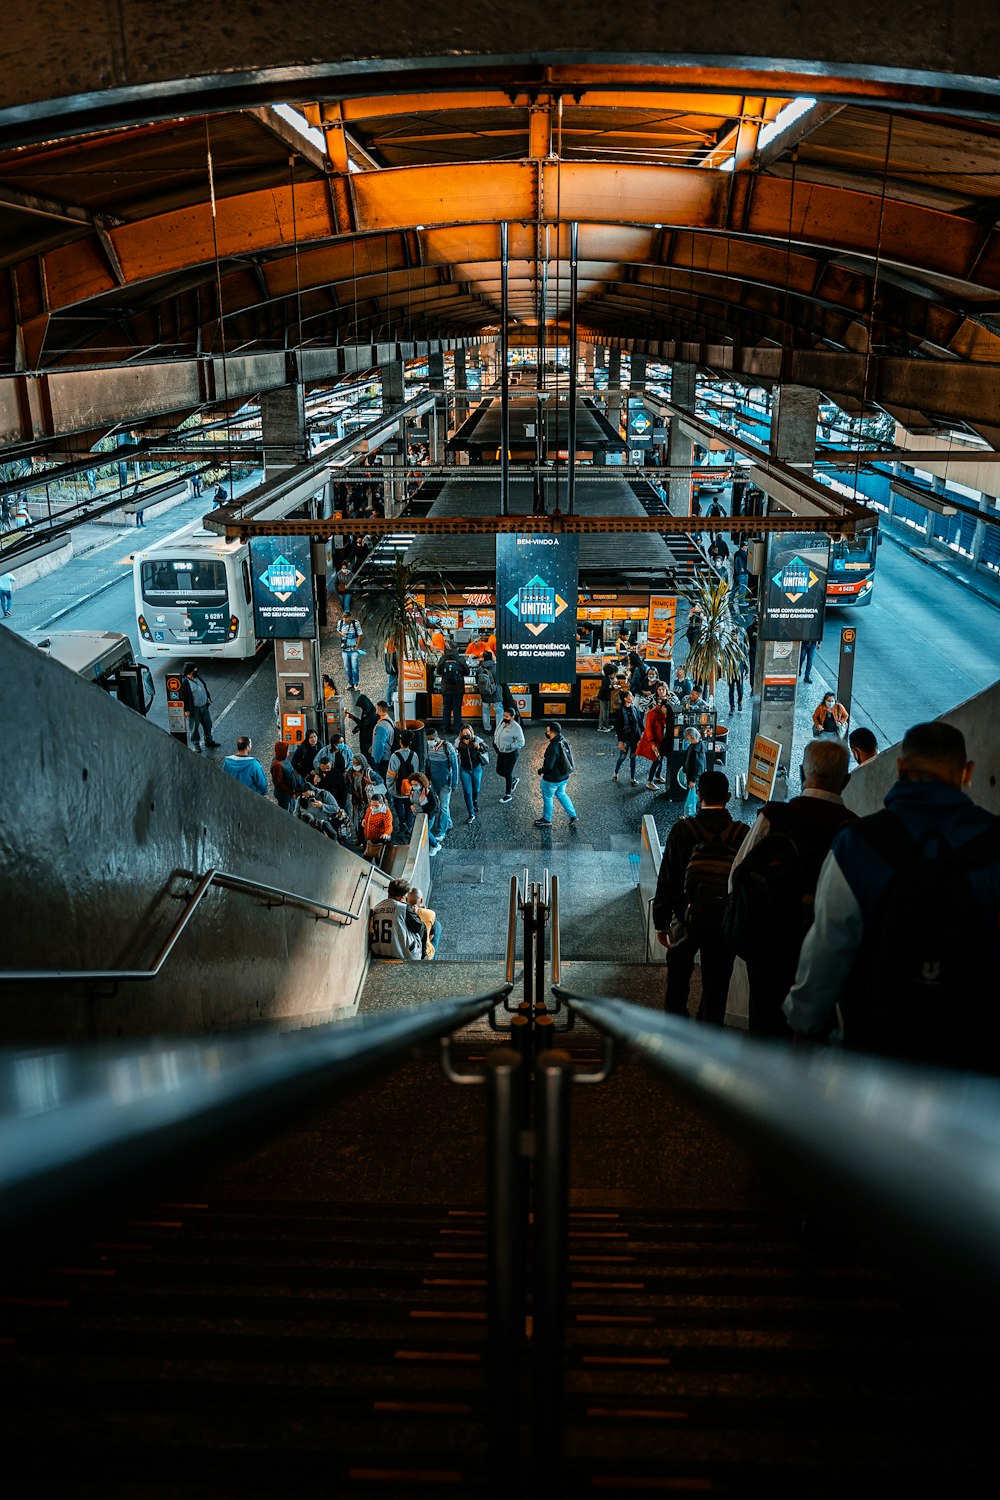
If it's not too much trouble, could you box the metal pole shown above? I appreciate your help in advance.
[522,884,534,1014]
[485,1047,526,1498]
[500,222,510,517]
[533,1049,573,1488]
[535,250,547,516]
[568,222,578,516]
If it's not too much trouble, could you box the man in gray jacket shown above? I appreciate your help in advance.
[179,663,220,752]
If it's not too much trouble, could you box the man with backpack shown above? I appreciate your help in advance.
[652,770,749,1025]
[370,701,398,785]
[726,739,856,1038]
[386,728,420,841]
[535,723,579,828]
[783,721,1000,1072]
[475,650,503,733]
[436,648,467,733]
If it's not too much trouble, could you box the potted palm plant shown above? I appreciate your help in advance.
[350,554,449,729]
[682,571,748,700]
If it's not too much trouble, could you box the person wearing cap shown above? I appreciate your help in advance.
[179,663,220,752]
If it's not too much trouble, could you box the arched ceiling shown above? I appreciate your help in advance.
[2,2,1000,450]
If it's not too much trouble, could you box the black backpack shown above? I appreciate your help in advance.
[475,662,497,698]
[724,803,824,965]
[441,656,464,688]
[683,818,746,930]
[843,811,1000,1070]
[551,736,575,777]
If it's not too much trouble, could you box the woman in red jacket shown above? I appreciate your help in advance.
[636,702,672,791]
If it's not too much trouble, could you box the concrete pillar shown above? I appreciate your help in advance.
[454,347,469,425]
[631,353,647,392]
[428,350,445,389]
[607,349,623,433]
[748,637,802,798]
[381,359,405,409]
[770,384,819,465]
[670,359,695,412]
[668,360,696,515]
[260,384,306,474]
[584,344,595,383]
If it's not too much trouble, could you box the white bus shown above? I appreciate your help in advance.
[133,521,260,659]
[18,629,154,714]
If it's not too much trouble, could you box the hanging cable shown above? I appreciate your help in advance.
[853,112,895,510]
[205,120,235,503]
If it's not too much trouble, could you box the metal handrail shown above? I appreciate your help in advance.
[550,872,561,986]
[0,863,384,984]
[504,874,519,985]
[552,985,1000,1287]
[1,983,513,1230]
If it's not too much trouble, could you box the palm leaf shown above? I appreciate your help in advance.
[682,571,748,698]
[350,554,450,722]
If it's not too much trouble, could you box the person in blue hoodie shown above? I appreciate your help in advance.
[221,736,268,795]
[784,720,1000,1070]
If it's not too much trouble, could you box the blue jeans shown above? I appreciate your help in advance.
[459,764,482,815]
[0,586,11,616]
[342,650,360,687]
[386,673,398,704]
[430,777,453,839]
[614,744,638,778]
[428,917,442,958]
[481,698,501,732]
[541,777,577,821]
[337,588,352,613]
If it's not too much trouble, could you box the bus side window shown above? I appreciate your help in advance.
[242,559,252,605]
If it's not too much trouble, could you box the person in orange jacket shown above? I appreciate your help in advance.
[812,691,849,738]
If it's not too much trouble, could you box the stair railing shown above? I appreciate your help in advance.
[0,862,387,985]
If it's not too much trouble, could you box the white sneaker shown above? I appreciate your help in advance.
[499,793,512,804]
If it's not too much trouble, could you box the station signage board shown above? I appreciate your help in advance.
[747,735,782,802]
[496,533,579,684]
[646,595,677,656]
[760,532,830,643]
[249,536,317,639]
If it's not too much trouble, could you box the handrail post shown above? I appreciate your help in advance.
[484,1047,526,1497]
[532,1048,573,1491]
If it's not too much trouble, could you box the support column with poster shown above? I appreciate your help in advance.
[249,535,323,739]
[496,534,579,685]
[748,532,830,792]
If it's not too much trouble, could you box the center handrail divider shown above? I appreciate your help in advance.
[551,984,1000,1288]
[0,984,511,1235]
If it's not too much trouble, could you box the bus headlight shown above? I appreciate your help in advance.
[138,614,152,640]
[227,615,239,640]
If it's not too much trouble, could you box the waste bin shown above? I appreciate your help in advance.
[404,718,427,772]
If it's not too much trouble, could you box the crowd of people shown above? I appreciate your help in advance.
[650,721,999,1070]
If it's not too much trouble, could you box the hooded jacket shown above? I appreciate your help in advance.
[271,740,303,800]
[222,753,267,796]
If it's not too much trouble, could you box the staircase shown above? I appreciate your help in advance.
[0,959,992,1494]
[626,478,714,589]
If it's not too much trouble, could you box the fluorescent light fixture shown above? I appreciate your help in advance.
[274,104,327,154]
[757,97,817,150]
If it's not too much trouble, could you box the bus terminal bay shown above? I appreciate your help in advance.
[4,21,1000,1487]
[4,377,999,896]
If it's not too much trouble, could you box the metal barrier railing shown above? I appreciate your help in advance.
[0,862,386,984]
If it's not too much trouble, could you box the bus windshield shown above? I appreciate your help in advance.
[829,533,876,575]
[141,558,227,604]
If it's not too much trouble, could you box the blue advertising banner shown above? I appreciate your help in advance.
[496,534,579,683]
[760,532,830,643]
[249,536,317,639]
